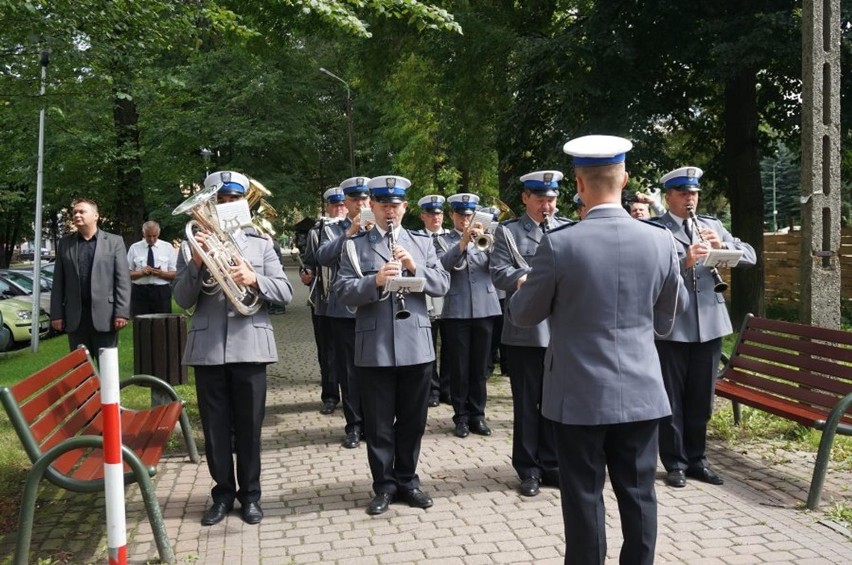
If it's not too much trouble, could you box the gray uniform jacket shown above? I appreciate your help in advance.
[332,227,450,367]
[316,218,356,319]
[414,228,448,319]
[50,229,132,332]
[437,231,502,320]
[490,213,573,347]
[303,224,325,314]
[507,206,689,426]
[654,212,756,343]
[173,232,293,365]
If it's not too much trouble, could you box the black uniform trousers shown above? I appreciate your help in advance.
[194,363,267,506]
[429,319,451,401]
[312,311,338,404]
[443,317,493,425]
[67,302,118,364]
[655,338,722,472]
[504,344,558,482]
[552,418,659,565]
[130,283,172,316]
[329,317,361,434]
[488,298,506,374]
[357,362,431,495]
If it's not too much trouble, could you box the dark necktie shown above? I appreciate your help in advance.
[147,245,155,268]
[540,222,548,234]
[682,219,693,242]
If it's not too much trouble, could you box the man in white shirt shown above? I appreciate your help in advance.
[127,220,177,315]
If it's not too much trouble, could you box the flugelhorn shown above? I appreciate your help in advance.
[686,206,728,293]
[173,184,262,316]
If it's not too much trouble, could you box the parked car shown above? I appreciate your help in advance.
[0,309,11,352]
[41,261,56,279]
[0,270,51,311]
[0,295,50,351]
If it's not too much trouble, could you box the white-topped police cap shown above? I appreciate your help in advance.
[660,166,703,191]
[562,135,633,167]
[519,170,564,196]
[339,176,372,196]
[418,194,445,212]
[480,206,500,219]
[205,170,250,196]
[368,175,411,203]
[447,193,480,215]
[323,187,345,203]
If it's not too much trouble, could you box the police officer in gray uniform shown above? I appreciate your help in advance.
[654,166,756,488]
[509,136,688,565]
[301,187,348,415]
[315,177,374,449]
[173,170,293,526]
[415,194,452,407]
[439,193,503,438]
[333,175,450,516]
[490,170,573,497]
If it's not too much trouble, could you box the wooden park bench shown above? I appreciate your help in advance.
[715,314,852,509]
[0,346,199,564]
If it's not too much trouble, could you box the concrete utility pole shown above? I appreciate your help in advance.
[800,0,841,328]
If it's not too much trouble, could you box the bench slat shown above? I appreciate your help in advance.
[20,364,97,424]
[45,394,105,475]
[737,334,852,381]
[28,378,100,446]
[730,353,852,400]
[716,380,832,427]
[9,348,90,402]
[748,316,852,347]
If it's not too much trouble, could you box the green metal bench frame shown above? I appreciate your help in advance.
[0,346,200,564]
[715,314,852,509]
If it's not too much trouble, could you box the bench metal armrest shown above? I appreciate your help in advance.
[120,373,181,403]
[807,390,852,509]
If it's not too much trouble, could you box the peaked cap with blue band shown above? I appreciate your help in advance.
[418,194,445,211]
[339,176,372,196]
[205,170,250,196]
[562,135,633,167]
[368,175,411,203]
[660,166,703,191]
[323,187,345,203]
[447,193,480,215]
[519,170,563,197]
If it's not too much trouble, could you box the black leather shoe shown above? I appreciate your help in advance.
[454,422,469,438]
[469,420,492,436]
[201,501,232,526]
[342,429,361,449]
[520,477,541,497]
[367,492,394,515]
[399,488,433,509]
[686,466,724,485]
[241,501,263,524]
[665,470,686,488]
[428,395,440,408]
[320,400,336,415]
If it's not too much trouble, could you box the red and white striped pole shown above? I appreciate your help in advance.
[100,347,127,565]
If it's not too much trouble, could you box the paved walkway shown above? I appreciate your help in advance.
[3,264,851,564]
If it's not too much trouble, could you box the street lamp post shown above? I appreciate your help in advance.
[320,67,356,176]
[200,147,213,177]
[31,48,49,352]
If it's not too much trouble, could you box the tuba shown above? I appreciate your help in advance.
[246,178,279,237]
[173,184,262,316]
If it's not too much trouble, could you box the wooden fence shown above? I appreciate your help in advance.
[728,228,852,302]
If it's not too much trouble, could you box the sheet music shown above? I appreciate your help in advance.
[700,248,743,269]
[216,200,252,232]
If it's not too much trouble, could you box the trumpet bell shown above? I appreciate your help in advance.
[475,233,494,252]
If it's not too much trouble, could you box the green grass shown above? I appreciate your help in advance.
[0,322,200,535]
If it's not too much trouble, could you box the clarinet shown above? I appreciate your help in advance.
[686,206,728,293]
[387,219,411,320]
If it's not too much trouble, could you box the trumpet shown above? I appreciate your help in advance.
[173,184,262,316]
[540,211,551,234]
[474,233,494,252]
[686,206,728,293]
[386,218,411,320]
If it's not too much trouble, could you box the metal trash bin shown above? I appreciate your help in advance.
[133,314,187,405]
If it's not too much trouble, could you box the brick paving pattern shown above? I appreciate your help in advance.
[2,264,850,564]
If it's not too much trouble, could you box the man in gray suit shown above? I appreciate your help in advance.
[50,198,132,357]
[333,175,450,516]
[654,166,756,488]
[509,135,688,565]
[173,170,292,526]
[490,170,573,497]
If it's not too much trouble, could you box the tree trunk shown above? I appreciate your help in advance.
[724,65,765,326]
[111,65,145,247]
